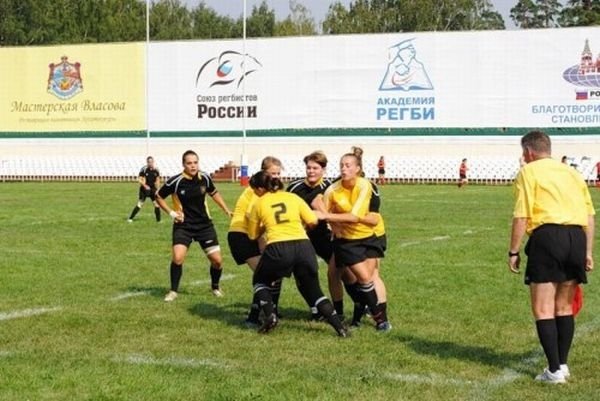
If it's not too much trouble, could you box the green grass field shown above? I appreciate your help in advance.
[1,182,599,401]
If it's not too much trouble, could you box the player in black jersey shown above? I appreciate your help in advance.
[156,150,233,302]
[128,156,161,222]
[287,151,336,319]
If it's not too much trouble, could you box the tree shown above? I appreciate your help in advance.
[322,0,505,34]
[559,0,600,27]
[510,0,538,28]
[511,0,562,28]
[190,3,237,39]
[150,0,192,40]
[244,1,276,37]
[274,0,317,36]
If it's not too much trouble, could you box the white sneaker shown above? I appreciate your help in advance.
[560,364,570,379]
[211,288,223,297]
[535,368,566,384]
[127,219,133,223]
[164,290,178,302]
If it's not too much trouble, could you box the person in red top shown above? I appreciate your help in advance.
[377,156,386,185]
[458,158,468,188]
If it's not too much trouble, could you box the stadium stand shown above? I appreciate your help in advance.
[1,154,597,185]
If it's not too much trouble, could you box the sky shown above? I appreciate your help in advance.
[181,0,531,30]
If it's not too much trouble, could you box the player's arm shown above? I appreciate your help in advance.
[156,187,183,222]
[299,201,318,230]
[211,191,233,217]
[508,217,527,273]
[138,175,148,189]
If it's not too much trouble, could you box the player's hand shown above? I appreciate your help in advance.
[508,254,520,274]
[314,210,327,220]
[169,210,184,223]
[586,254,594,272]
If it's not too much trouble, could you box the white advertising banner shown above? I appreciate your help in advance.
[148,27,600,131]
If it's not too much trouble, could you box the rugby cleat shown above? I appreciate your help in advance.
[258,313,278,334]
[164,290,178,302]
[535,368,566,384]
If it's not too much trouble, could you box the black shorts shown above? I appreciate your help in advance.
[524,224,587,285]
[228,231,260,265]
[254,240,318,282]
[459,174,467,180]
[308,231,333,263]
[378,168,385,175]
[172,223,220,253]
[138,186,156,201]
[333,235,380,268]
[366,234,386,258]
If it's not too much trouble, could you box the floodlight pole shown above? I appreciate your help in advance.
[145,0,151,156]
[240,0,249,186]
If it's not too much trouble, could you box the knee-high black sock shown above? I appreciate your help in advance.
[343,282,362,304]
[247,292,261,323]
[254,284,274,317]
[315,297,345,334]
[210,265,222,290]
[129,206,140,220]
[536,318,560,372]
[556,315,575,365]
[333,300,344,317]
[154,207,161,222]
[170,262,182,292]
[358,282,383,324]
[270,279,282,311]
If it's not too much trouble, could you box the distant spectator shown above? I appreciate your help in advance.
[458,158,468,188]
[377,156,386,185]
[596,160,600,186]
[561,155,568,164]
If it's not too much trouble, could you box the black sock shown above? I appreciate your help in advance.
[358,282,383,324]
[129,206,140,220]
[254,284,274,317]
[170,262,182,292]
[316,298,345,334]
[270,279,282,313]
[333,300,344,316]
[378,302,388,322]
[536,318,560,372]
[556,315,575,365]
[247,293,261,323]
[343,282,362,304]
[352,303,365,324]
[210,265,222,290]
[154,207,161,222]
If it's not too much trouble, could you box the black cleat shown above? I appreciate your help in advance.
[336,327,351,338]
[258,313,278,334]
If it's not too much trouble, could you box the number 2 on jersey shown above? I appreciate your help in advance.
[271,202,290,224]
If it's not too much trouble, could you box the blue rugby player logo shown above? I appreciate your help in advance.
[379,39,433,91]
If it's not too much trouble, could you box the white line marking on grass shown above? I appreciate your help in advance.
[0,350,14,357]
[190,273,236,287]
[432,235,451,241]
[384,372,473,386]
[110,291,150,301]
[113,354,228,369]
[0,307,62,321]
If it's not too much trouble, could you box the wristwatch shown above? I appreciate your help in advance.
[508,251,520,257]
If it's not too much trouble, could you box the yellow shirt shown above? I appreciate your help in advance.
[373,212,385,237]
[228,187,258,234]
[323,176,375,239]
[513,158,595,234]
[247,190,317,245]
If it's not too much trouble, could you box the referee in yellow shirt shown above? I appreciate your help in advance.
[508,130,595,384]
[247,170,347,337]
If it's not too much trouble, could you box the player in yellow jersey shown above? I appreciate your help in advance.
[318,148,391,331]
[227,156,283,326]
[508,130,595,383]
[247,171,347,337]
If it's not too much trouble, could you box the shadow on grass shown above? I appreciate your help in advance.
[188,301,324,331]
[397,333,539,376]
